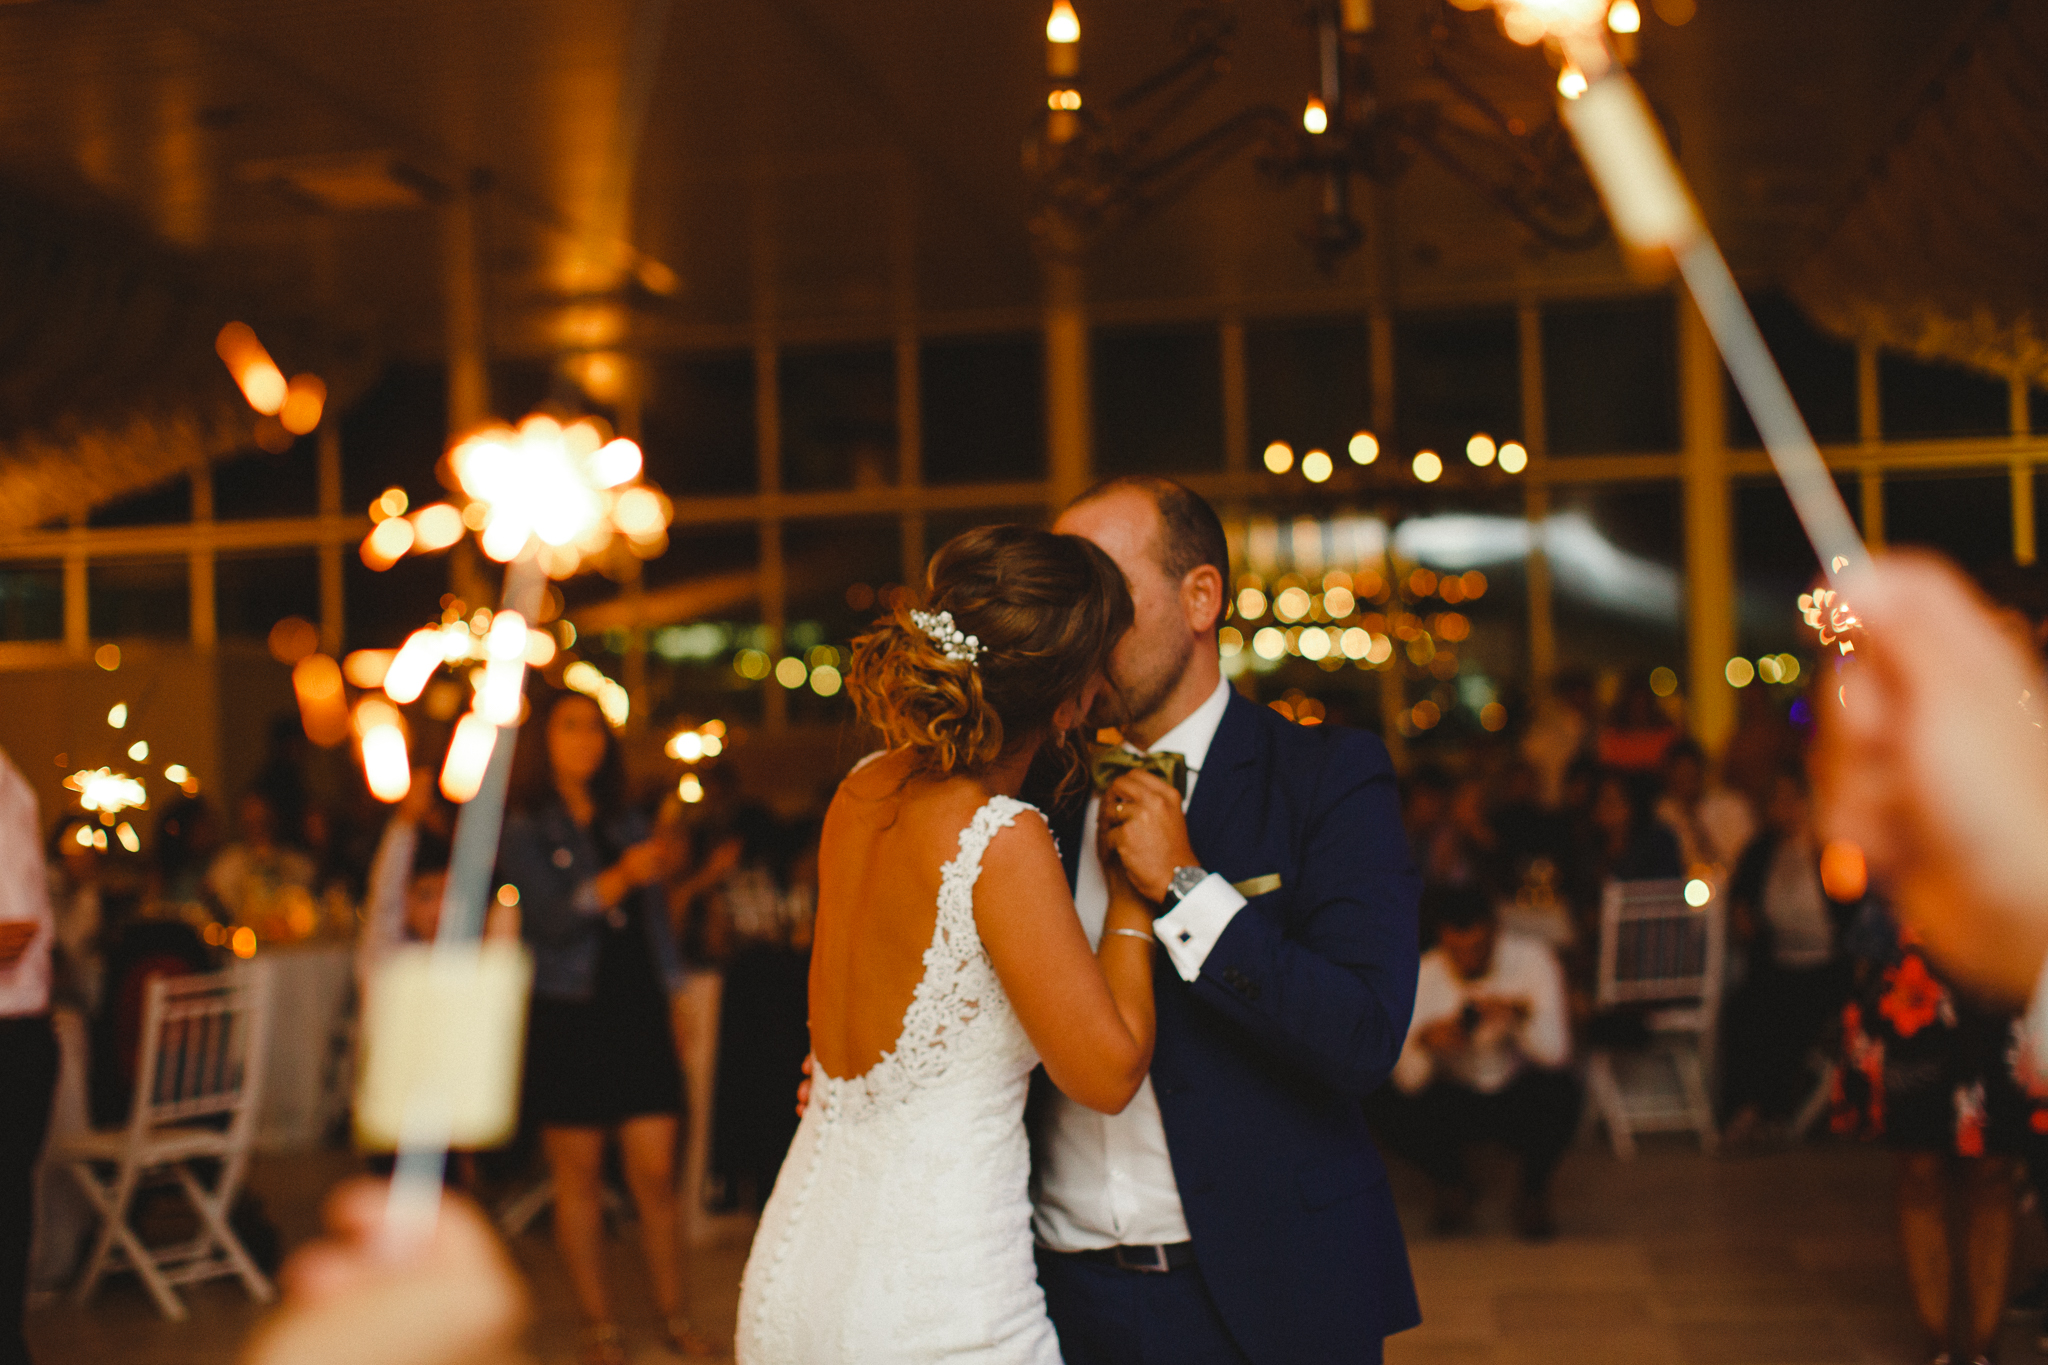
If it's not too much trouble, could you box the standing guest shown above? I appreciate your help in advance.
[498,689,715,1365]
[151,793,222,914]
[1368,884,1577,1239]
[1833,908,2020,1365]
[1653,738,1755,878]
[0,747,57,1365]
[1719,768,1854,1141]
[205,790,316,927]
[1596,679,1678,777]
[707,810,817,1212]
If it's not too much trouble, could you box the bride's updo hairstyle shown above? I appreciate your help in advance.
[848,524,1131,790]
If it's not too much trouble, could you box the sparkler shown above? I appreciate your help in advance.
[349,413,672,1251]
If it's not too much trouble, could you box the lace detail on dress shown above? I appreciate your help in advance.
[737,793,1062,1365]
[814,794,1036,1122]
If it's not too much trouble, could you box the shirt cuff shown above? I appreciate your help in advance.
[1153,874,1246,982]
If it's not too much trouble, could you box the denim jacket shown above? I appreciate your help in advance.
[499,802,682,1002]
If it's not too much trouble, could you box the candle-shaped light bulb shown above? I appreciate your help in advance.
[1046,0,1079,77]
[1303,96,1329,135]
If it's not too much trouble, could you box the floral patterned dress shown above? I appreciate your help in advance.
[1832,920,2047,1156]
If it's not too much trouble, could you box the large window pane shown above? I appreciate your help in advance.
[90,559,188,639]
[344,553,447,653]
[89,479,190,528]
[1883,472,2009,562]
[0,562,61,641]
[781,345,895,492]
[216,553,321,641]
[1093,324,1223,476]
[1880,352,2007,439]
[1543,296,1678,455]
[1394,309,1520,461]
[212,444,319,520]
[1247,318,1372,458]
[922,335,1044,485]
[643,353,757,496]
[1727,293,1857,448]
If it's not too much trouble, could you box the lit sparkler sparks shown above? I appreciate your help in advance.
[65,768,147,818]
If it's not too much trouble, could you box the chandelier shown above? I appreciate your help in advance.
[1027,0,1615,271]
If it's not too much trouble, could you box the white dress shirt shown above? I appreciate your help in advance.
[0,748,54,1017]
[1033,677,1247,1251]
[1391,931,1568,1095]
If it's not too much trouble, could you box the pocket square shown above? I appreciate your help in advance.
[1232,873,1282,898]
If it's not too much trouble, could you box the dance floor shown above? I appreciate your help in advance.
[25,1137,2033,1365]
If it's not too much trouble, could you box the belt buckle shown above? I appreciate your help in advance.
[1113,1243,1170,1274]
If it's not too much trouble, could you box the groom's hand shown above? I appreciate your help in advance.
[1099,772,1199,905]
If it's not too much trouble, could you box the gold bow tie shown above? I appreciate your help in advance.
[1090,747,1187,799]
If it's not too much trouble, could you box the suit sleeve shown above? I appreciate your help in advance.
[1189,732,1422,1098]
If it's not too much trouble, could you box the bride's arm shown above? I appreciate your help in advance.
[975,816,1156,1114]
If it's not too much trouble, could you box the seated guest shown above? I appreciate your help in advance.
[205,790,316,928]
[1719,767,1855,1141]
[1367,884,1579,1240]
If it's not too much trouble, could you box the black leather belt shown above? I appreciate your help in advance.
[1065,1241,1197,1274]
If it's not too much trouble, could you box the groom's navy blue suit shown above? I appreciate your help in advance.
[1033,689,1422,1363]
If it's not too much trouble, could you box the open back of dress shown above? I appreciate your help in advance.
[735,794,1062,1365]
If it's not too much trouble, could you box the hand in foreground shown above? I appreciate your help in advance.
[0,920,37,968]
[617,831,687,887]
[1814,551,2048,1003]
[242,1179,529,1365]
[1098,772,1199,904]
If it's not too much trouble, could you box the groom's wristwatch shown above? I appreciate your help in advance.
[1159,865,1209,914]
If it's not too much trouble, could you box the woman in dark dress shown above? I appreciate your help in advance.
[1834,906,2035,1365]
[500,689,714,1364]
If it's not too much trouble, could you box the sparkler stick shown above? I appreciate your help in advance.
[1535,7,1867,587]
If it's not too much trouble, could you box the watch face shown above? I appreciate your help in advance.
[1170,867,1206,899]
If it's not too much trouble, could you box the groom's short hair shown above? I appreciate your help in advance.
[1068,475,1230,590]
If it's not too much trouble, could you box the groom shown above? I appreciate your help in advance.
[1029,475,1421,1365]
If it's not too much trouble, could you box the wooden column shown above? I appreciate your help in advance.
[1680,292,1736,754]
[190,466,216,652]
[316,427,344,653]
[1518,301,1554,696]
[757,337,787,732]
[897,329,926,586]
[2013,373,2035,566]
[1044,257,1092,511]
[1856,339,1884,548]
[63,511,87,657]
[1220,317,1249,476]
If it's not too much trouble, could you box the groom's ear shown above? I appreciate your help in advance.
[1181,564,1225,636]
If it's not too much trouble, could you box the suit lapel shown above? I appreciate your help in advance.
[1185,692,1262,864]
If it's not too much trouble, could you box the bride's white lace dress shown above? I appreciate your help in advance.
[736,795,1063,1364]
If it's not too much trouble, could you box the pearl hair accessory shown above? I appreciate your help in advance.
[909,609,984,665]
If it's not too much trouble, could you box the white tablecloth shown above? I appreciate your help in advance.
[243,943,357,1151]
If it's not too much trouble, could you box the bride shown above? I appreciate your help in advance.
[736,524,1158,1363]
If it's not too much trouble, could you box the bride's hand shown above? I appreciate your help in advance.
[1101,858,1156,935]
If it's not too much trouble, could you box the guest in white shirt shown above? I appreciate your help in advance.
[1367,883,1578,1240]
[0,746,59,1365]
